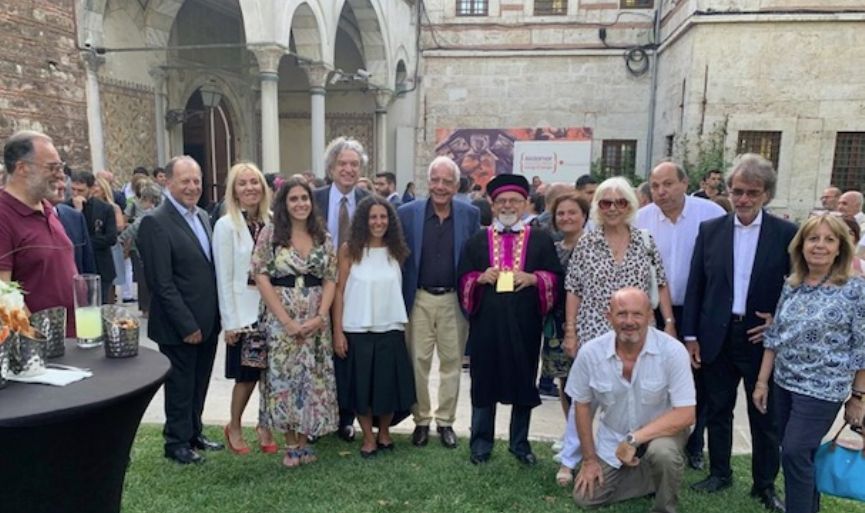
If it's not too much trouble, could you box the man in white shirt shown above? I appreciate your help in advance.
[681,154,795,512]
[569,288,695,513]
[312,137,370,443]
[635,160,724,471]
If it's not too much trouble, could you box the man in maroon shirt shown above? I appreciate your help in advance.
[0,130,78,336]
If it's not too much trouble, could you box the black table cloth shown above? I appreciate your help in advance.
[0,343,170,513]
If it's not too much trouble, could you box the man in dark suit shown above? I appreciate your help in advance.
[69,170,117,303]
[312,136,370,442]
[682,154,796,512]
[49,177,95,274]
[397,156,479,449]
[137,156,223,464]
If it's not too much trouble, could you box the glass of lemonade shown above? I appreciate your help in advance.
[73,274,103,349]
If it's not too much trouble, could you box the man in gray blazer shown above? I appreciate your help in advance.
[138,156,223,464]
[312,137,370,442]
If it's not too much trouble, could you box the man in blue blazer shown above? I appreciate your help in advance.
[49,177,96,274]
[312,137,370,443]
[398,156,480,449]
[682,154,796,512]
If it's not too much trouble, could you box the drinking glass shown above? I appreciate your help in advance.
[73,274,103,349]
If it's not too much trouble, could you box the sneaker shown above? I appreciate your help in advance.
[552,437,564,452]
[539,384,560,398]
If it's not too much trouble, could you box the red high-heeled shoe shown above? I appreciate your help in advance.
[223,425,250,455]
[257,426,279,454]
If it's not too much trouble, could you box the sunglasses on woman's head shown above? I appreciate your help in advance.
[598,198,630,211]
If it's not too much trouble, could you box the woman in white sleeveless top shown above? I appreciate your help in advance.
[333,196,416,458]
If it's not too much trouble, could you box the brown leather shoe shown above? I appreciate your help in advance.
[437,426,458,449]
[411,425,430,447]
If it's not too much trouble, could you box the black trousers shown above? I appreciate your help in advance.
[656,305,706,456]
[470,404,532,457]
[158,338,218,451]
[775,385,842,513]
[703,319,780,491]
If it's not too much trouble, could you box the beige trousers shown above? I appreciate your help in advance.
[406,290,468,427]
[573,430,688,513]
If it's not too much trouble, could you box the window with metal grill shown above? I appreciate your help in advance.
[620,0,654,8]
[737,130,782,171]
[831,132,865,192]
[456,0,488,16]
[601,140,637,177]
[534,0,567,15]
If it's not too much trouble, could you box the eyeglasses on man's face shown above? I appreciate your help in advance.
[23,160,66,174]
[729,188,765,199]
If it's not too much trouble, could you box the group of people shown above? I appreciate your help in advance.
[3,129,864,513]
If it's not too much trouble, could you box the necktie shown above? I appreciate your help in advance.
[338,196,350,247]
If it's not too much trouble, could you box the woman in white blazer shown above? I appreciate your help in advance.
[213,162,276,455]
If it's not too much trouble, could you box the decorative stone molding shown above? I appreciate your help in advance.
[300,63,331,91]
[250,45,287,75]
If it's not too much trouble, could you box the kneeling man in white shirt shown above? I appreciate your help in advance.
[568,287,695,513]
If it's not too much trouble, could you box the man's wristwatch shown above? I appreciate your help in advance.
[625,432,639,447]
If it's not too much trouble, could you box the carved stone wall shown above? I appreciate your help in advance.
[99,77,157,182]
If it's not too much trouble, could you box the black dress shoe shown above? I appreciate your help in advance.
[360,447,378,459]
[338,425,356,442]
[509,450,538,466]
[437,426,458,449]
[687,451,704,470]
[690,475,733,493]
[412,425,430,447]
[470,453,490,465]
[191,435,224,451]
[165,447,204,464]
[751,488,785,512]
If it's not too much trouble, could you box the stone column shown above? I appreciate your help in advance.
[302,64,330,178]
[82,51,106,172]
[251,45,285,174]
[374,90,393,174]
[149,68,168,166]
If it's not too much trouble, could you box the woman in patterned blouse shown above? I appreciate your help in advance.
[754,214,865,513]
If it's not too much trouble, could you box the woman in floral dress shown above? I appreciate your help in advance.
[252,177,338,468]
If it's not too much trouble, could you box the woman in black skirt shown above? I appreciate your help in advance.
[213,162,276,454]
[332,196,416,458]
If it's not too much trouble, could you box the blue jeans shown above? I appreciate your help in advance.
[775,385,842,513]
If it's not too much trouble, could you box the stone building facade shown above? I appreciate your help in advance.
[2,0,863,218]
[1,1,91,171]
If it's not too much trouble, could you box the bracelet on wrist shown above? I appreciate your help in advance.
[664,317,674,325]
[755,382,769,390]
[851,391,864,401]
[853,387,865,395]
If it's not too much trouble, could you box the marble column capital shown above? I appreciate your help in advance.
[81,50,106,73]
[301,63,331,92]
[374,90,393,112]
[148,67,166,83]
[250,45,286,75]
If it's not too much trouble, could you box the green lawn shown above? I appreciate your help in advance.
[122,424,865,513]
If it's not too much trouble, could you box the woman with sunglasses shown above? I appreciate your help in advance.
[556,177,676,481]
[753,214,865,513]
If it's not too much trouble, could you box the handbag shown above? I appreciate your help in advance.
[239,323,267,369]
[815,423,865,502]
[639,229,660,309]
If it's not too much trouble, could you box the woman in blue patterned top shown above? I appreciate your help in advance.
[753,214,865,513]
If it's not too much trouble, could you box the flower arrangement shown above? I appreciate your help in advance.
[0,279,34,344]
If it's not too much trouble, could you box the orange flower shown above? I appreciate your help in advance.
[0,325,9,344]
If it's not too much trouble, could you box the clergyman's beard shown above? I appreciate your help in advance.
[498,213,518,227]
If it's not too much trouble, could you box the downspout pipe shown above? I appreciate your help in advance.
[644,8,661,177]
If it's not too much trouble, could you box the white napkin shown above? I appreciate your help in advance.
[7,368,93,386]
